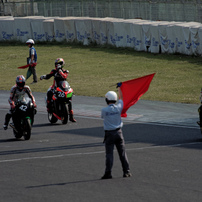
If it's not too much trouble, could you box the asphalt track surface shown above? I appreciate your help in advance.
[0,90,202,202]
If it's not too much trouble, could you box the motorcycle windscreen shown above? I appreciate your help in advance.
[58,81,70,91]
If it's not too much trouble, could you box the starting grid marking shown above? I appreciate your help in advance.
[0,141,201,163]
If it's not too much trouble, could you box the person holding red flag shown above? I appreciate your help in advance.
[101,87,131,179]
[26,39,38,83]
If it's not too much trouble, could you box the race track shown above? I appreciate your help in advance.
[0,91,202,202]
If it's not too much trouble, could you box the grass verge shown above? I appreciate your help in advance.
[0,43,202,104]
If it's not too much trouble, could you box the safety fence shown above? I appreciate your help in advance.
[0,0,202,22]
[1,16,202,55]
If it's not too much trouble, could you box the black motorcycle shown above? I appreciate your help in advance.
[197,88,202,134]
[47,81,73,124]
[198,104,202,134]
[10,98,36,140]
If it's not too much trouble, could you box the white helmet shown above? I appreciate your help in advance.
[105,91,117,102]
[26,39,35,45]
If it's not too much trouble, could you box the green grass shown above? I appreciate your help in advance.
[0,43,202,104]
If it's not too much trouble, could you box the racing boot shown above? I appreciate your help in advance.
[69,110,76,122]
[3,113,12,130]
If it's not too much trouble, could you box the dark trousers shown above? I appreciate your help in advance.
[104,128,130,173]
[4,112,12,125]
[27,58,37,82]
[30,66,37,82]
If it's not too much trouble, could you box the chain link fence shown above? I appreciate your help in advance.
[0,0,202,22]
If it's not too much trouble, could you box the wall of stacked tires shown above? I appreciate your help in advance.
[1,16,202,56]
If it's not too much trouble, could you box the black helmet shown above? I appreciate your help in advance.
[16,75,25,89]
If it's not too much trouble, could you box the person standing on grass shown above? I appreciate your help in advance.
[101,86,132,179]
[26,39,37,83]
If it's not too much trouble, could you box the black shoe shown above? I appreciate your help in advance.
[3,124,8,130]
[123,172,132,178]
[101,173,112,179]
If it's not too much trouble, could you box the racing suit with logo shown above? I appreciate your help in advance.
[4,85,36,129]
[42,68,76,122]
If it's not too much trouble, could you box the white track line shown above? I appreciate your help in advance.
[0,141,201,163]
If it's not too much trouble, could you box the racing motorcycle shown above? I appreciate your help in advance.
[46,81,73,124]
[197,88,202,134]
[9,98,36,140]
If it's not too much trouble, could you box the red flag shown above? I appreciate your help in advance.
[17,63,37,69]
[120,73,155,117]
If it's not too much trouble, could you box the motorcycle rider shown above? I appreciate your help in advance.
[40,58,76,122]
[3,75,37,130]
[197,88,202,127]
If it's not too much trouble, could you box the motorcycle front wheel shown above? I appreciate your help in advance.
[48,112,58,123]
[13,129,22,139]
[24,119,31,140]
[61,104,68,124]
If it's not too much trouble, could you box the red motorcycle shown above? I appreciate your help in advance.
[47,81,73,124]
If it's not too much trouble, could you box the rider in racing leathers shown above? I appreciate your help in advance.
[197,89,202,127]
[40,58,76,122]
[3,75,37,130]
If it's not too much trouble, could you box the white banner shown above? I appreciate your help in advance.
[1,16,202,56]
[63,17,76,42]
[74,17,93,45]
[0,17,14,41]
[54,18,66,42]
[30,17,46,42]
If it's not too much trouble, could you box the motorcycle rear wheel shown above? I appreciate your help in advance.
[48,112,58,123]
[24,119,31,140]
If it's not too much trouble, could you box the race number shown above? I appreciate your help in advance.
[19,105,27,111]
[58,91,65,98]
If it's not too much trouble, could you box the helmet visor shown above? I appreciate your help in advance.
[17,82,25,88]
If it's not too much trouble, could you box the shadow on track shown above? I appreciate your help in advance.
[26,179,102,189]
[0,122,201,156]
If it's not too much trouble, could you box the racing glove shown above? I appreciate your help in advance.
[56,64,62,70]
[116,82,122,88]
[10,101,15,110]
[40,75,46,80]
[33,101,37,108]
